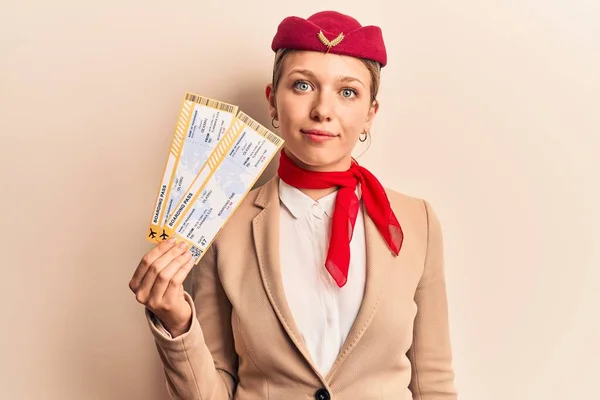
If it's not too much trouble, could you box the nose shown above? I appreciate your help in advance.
[310,92,333,122]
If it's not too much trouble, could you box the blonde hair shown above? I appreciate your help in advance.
[271,48,381,104]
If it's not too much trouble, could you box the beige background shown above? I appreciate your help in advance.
[1,0,599,399]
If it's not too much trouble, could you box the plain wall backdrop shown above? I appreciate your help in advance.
[1,1,599,399]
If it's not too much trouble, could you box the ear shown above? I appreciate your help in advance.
[265,84,277,119]
[364,99,379,132]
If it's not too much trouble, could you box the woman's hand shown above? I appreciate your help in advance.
[129,238,195,337]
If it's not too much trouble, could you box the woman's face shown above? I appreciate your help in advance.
[266,50,378,172]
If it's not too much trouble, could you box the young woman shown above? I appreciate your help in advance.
[129,10,457,400]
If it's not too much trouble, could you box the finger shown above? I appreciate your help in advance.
[162,256,195,305]
[129,238,177,292]
[135,241,189,304]
[147,250,193,309]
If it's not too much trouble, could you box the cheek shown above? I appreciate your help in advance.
[277,95,305,124]
[339,105,368,136]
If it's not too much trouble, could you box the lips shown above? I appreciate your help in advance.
[301,129,338,143]
[301,129,337,137]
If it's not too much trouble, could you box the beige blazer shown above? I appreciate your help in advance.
[146,175,457,400]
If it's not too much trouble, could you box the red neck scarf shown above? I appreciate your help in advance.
[277,150,403,287]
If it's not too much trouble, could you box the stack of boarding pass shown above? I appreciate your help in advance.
[146,92,284,261]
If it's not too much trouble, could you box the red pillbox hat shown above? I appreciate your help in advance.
[271,11,387,67]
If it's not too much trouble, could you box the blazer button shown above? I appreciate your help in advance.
[315,388,330,400]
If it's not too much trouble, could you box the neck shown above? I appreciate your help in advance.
[281,148,351,200]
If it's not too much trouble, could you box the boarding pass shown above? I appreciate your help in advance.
[147,94,284,262]
[147,93,238,243]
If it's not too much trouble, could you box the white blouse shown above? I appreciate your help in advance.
[278,179,366,376]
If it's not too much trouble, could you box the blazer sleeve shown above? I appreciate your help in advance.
[407,200,458,399]
[145,243,238,400]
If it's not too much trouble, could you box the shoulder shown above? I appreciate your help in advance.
[382,186,441,237]
[383,186,429,216]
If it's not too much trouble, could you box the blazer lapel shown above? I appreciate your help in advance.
[325,209,396,381]
[251,176,327,383]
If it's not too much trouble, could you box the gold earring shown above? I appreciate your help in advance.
[271,116,279,129]
[359,130,368,142]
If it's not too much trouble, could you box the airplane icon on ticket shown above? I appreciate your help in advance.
[160,229,169,240]
[148,228,157,239]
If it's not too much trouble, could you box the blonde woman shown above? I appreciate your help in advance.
[129,10,458,400]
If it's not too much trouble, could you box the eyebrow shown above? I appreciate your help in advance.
[287,68,366,88]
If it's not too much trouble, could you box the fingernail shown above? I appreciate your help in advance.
[178,242,187,249]
[166,238,176,245]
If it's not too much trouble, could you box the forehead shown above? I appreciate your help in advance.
[281,50,370,81]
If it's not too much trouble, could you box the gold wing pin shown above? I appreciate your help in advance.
[317,31,345,53]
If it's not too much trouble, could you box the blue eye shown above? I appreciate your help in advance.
[341,88,358,98]
[293,81,312,91]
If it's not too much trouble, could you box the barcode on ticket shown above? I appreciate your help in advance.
[185,93,237,114]
[237,112,284,146]
[189,245,203,261]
